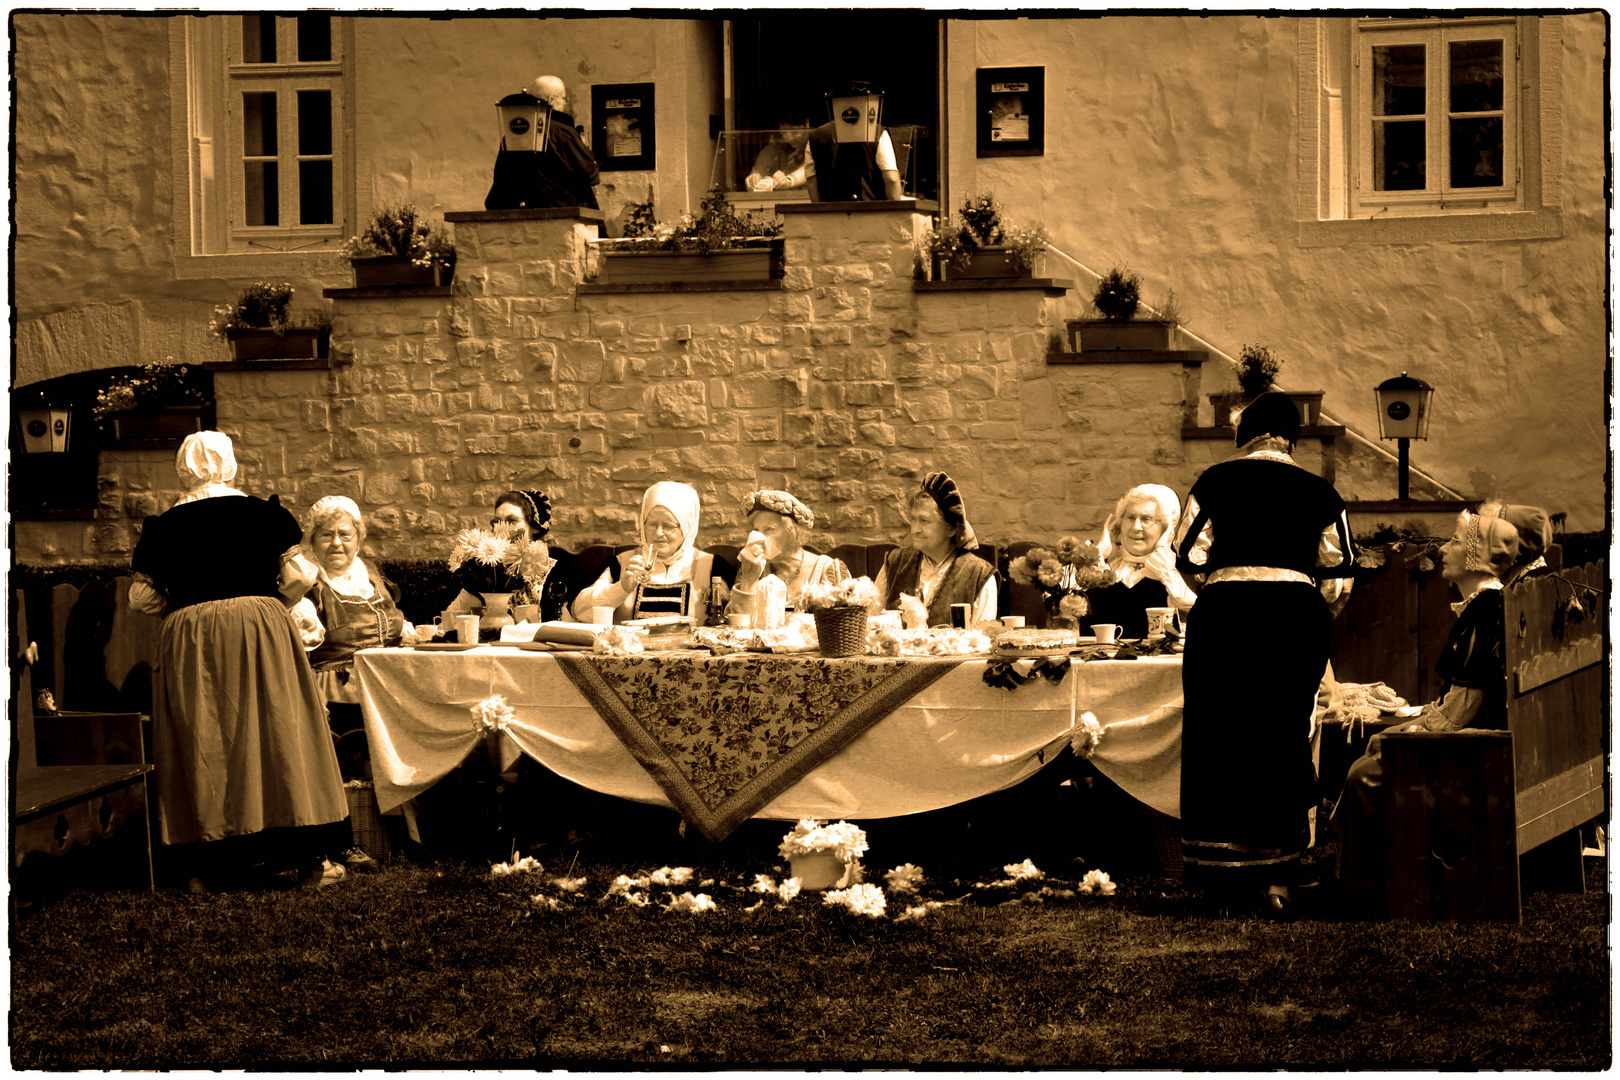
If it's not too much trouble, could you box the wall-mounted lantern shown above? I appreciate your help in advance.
[19,408,71,453]
[496,90,551,153]
[1374,371,1435,500]
[826,87,882,144]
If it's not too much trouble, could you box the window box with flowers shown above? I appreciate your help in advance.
[93,358,216,448]
[589,188,784,285]
[341,204,456,288]
[213,282,332,361]
[917,192,1048,282]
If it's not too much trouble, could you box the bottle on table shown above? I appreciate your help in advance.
[705,575,727,626]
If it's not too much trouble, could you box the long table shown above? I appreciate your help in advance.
[356,646,1184,841]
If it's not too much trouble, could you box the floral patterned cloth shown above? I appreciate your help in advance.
[552,652,960,840]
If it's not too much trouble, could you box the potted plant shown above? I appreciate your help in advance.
[799,576,881,658]
[591,188,784,284]
[1210,344,1323,428]
[1070,267,1180,352]
[341,204,456,288]
[918,192,1048,281]
[777,818,868,890]
[212,282,331,361]
[447,520,556,637]
[92,356,214,445]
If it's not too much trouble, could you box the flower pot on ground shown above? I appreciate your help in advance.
[789,851,857,890]
[1068,318,1180,351]
[342,204,456,288]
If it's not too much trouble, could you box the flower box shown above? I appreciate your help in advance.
[933,246,1032,281]
[1068,318,1180,352]
[105,405,209,447]
[1208,390,1326,429]
[349,255,449,289]
[595,246,781,284]
[224,328,326,361]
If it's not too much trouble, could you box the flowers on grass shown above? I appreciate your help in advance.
[667,892,716,914]
[884,864,925,894]
[1003,859,1044,882]
[896,900,946,922]
[777,818,869,865]
[553,876,589,894]
[823,883,886,918]
[649,866,694,887]
[750,873,802,905]
[1079,869,1118,896]
[490,855,542,877]
[471,694,516,735]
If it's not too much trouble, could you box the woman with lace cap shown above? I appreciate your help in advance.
[874,471,998,628]
[129,431,348,891]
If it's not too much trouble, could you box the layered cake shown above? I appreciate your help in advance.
[992,627,1081,656]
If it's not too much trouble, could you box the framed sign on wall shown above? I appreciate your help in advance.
[976,66,1044,158]
[591,82,655,171]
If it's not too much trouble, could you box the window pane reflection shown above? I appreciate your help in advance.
[1450,117,1503,188]
[1373,119,1425,191]
[1449,40,1503,112]
[245,161,279,226]
[1372,44,1425,116]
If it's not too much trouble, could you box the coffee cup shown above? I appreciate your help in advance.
[1144,607,1176,640]
[1002,615,1027,629]
[454,614,481,644]
[587,606,616,626]
[1092,623,1120,644]
[513,603,540,623]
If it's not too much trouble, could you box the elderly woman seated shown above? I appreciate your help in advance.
[1086,483,1197,638]
[570,481,736,623]
[1501,504,1554,586]
[447,489,583,621]
[727,489,850,620]
[1331,504,1521,892]
[874,471,998,628]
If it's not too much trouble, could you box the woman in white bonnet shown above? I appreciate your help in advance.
[129,431,349,893]
[1086,482,1196,638]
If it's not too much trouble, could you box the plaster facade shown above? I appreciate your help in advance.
[10,13,1608,567]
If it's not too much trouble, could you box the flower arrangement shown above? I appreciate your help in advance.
[1092,266,1142,323]
[1233,343,1282,396]
[822,882,887,918]
[470,694,516,735]
[883,864,925,894]
[211,281,330,339]
[1007,537,1119,621]
[91,356,209,421]
[341,203,456,272]
[1078,869,1118,896]
[1071,711,1105,758]
[448,520,555,596]
[608,187,783,254]
[777,818,869,866]
[798,575,881,614]
[918,191,1049,277]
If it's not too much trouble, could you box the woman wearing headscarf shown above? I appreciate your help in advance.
[569,481,736,623]
[1331,504,1522,893]
[874,471,998,628]
[1172,393,1357,919]
[447,489,583,621]
[129,431,349,892]
[727,489,850,620]
[1086,483,1197,639]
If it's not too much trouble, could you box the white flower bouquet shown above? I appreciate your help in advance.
[777,818,869,865]
[799,575,881,614]
[448,520,555,596]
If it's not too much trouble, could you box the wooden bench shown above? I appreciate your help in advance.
[1382,560,1606,922]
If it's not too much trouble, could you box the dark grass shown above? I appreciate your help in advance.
[9,839,1610,1070]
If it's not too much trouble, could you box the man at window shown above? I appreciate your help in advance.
[485,75,601,211]
[804,80,904,202]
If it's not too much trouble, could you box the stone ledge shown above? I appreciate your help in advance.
[322,286,454,300]
[1049,349,1209,365]
[913,278,1072,295]
[1347,499,1475,513]
[444,207,605,223]
[575,280,785,295]
[200,357,341,372]
[1182,424,1346,440]
[779,200,939,214]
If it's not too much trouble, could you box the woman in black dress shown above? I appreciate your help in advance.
[1173,394,1356,918]
[447,489,584,621]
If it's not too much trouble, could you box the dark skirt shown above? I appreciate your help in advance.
[1179,580,1328,891]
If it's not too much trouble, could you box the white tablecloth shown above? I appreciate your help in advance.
[355,647,1183,821]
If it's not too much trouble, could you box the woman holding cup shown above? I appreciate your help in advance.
[727,489,850,624]
[570,481,736,624]
[1085,483,1197,640]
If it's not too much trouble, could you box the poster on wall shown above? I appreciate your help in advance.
[976,66,1044,158]
[591,82,655,171]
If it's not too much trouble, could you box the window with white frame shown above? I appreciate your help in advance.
[1352,17,1518,217]
[185,14,351,255]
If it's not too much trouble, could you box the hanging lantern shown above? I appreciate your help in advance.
[826,87,883,144]
[19,408,71,453]
[496,90,551,153]
[1373,372,1434,441]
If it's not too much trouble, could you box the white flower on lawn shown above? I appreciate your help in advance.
[553,876,588,893]
[650,866,694,886]
[666,892,715,914]
[471,694,516,734]
[1079,869,1118,896]
[896,900,945,923]
[751,874,777,895]
[884,863,925,894]
[490,855,542,877]
[1003,858,1044,881]
[605,873,650,897]
[623,891,650,908]
[776,878,801,905]
[744,899,766,914]
[530,893,563,910]
[823,883,886,918]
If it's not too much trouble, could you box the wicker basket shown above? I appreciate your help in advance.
[813,606,870,658]
[345,781,393,862]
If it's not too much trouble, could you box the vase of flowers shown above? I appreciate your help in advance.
[447,521,556,623]
[777,818,868,890]
[799,576,881,658]
[1007,538,1119,629]
[341,204,456,288]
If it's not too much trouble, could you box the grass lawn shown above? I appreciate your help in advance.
[8,820,1610,1070]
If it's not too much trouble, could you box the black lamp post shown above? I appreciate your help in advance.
[1374,372,1434,500]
